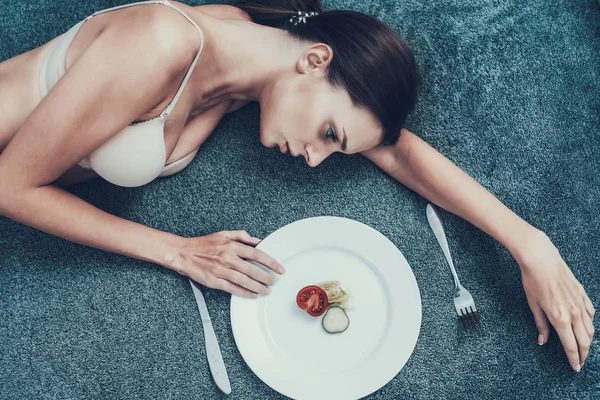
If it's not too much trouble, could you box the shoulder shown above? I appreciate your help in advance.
[194,4,252,22]
[98,4,204,83]
[105,3,251,68]
[122,4,203,57]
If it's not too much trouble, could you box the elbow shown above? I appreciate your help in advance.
[391,129,430,194]
[0,165,6,210]
[394,128,430,172]
[0,183,10,217]
[0,171,13,216]
[0,168,29,217]
[392,130,414,170]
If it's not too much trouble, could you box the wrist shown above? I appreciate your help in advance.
[508,227,549,270]
[484,210,537,259]
[152,231,188,273]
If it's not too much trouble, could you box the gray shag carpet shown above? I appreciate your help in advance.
[1,0,599,399]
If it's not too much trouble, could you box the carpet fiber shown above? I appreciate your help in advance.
[1,0,599,399]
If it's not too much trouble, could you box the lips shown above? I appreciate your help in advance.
[280,142,289,154]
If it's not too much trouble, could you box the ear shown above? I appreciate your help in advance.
[296,43,333,77]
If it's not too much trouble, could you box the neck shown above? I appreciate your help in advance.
[186,16,305,110]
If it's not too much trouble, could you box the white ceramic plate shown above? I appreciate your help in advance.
[230,216,421,400]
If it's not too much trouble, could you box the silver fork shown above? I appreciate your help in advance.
[426,204,480,326]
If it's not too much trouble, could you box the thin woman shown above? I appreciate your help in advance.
[0,0,593,372]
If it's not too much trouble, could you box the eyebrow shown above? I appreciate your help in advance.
[342,127,348,152]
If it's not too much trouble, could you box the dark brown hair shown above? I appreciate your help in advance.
[231,0,420,145]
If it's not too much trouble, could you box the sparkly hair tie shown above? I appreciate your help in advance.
[289,11,319,26]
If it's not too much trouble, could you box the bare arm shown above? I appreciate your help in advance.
[0,19,197,265]
[362,128,533,258]
[362,128,595,372]
[0,14,283,297]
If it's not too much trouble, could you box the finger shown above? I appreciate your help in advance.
[573,312,592,367]
[574,281,596,320]
[233,242,285,275]
[222,269,270,295]
[531,303,551,345]
[222,230,261,246]
[233,259,275,286]
[215,278,259,299]
[583,294,595,320]
[553,315,581,371]
[580,301,595,339]
[585,302,595,320]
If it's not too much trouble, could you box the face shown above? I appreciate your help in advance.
[258,43,383,167]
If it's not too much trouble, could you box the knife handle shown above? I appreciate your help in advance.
[202,318,232,395]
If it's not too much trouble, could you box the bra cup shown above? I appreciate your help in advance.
[88,118,167,187]
[38,1,205,187]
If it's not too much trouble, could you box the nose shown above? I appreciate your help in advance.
[306,145,332,168]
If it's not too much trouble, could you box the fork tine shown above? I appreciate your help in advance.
[463,317,470,329]
[461,307,474,329]
[465,308,475,327]
[458,307,479,328]
[459,308,470,328]
[467,306,475,325]
[469,306,481,325]
[470,310,478,327]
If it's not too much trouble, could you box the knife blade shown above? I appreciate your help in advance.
[189,279,232,395]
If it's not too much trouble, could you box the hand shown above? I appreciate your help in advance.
[167,230,285,298]
[517,229,595,371]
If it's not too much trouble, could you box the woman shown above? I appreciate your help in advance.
[0,0,593,372]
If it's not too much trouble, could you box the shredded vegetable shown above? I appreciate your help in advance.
[317,280,352,308]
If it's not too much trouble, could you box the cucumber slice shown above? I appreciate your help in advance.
[322,306,350,334]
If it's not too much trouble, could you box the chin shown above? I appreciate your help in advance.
[258,120,273,147]
[258,128,270,147]
[258,127,279,149]
[259,133,276,148]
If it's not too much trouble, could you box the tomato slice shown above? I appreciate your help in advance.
[296,285,328,317]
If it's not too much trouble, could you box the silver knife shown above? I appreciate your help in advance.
[189,279,232,395]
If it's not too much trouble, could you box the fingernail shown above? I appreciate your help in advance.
[575,364,581,372]
[252,293,259,299]
[265,288,271,295]
[538,334,544,345]
[278,266,286,274]
[581,362,585,368]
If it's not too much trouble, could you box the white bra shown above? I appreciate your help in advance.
[38,0,205,187]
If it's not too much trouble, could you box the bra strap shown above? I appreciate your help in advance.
[83,1,205,121]
[159,2,205,120]
[85,1,171,21]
